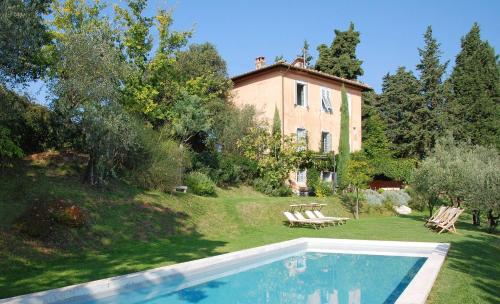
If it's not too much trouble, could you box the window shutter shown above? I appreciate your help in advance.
[326,90,332,112]
[304,84,308,107]
[321,88,332,112]
[327,133,332,152]
[304,129,308,148]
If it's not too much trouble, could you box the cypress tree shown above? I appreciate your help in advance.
[416,26,448,154]
[378,67,427,158]
[447,23,499,149]
[272,106,281,137]
[337,85,350,187]
[315,22,364,80]
[363,112,392,159]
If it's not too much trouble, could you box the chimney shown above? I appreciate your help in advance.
[255,56,266,69]
[291,56,305,68]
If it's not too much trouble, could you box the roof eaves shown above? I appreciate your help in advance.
[231,63,372,90]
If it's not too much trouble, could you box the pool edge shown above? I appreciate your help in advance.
[0,238,450,304]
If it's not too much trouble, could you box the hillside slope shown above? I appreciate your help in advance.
[0,152,498,304]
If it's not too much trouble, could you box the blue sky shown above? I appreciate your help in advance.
[24,0,499,103]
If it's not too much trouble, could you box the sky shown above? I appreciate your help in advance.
[24,0,500,103]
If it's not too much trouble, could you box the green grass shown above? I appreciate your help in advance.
[0,153,499,303]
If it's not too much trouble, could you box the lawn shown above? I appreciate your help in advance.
[0,153,499,303]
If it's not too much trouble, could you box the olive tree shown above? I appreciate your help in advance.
[412,135,500,228]
[51,27,136,186]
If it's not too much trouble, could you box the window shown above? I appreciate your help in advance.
[297,169,307,184]
[347,93,352,117]
[321,131,332,153]
[297,128,307,150]
[321,171,333,182]
[295,81,307,107]
[321,87,332,112]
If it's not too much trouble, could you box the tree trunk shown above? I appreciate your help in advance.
[355,188,359,220]
[428,201,434,218]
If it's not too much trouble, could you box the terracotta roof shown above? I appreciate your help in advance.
[231,63,372,90]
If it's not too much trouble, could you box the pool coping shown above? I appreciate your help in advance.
[0,238,450,304]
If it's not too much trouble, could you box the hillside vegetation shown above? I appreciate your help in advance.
[0,152,499,304]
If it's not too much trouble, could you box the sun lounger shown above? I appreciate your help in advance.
[428,207,457,227]
[425,205,449,226]
[293,211,329,227]
[436,208,464,234]
[313,210,350,225]
[283,212,323,229]
[304,210,337,225]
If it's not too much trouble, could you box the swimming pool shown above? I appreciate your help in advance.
[0,238,450,304]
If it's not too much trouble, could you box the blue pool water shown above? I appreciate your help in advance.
[84,253,426,304]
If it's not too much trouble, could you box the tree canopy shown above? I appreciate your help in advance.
[446,23,500,149]
[0,0,51,83]
[315,22,363,80]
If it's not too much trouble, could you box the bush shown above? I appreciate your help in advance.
[253,178,292,197]
[185,171,216,196]
[341,192,364,216]
[315,181,334,197]
[13,199,88,238]
[363,189,411,206]
[363,189,383,205]
[382,190,411,206]
[213,154,258,186]
[127,127,190,193]
[306,167,320,193]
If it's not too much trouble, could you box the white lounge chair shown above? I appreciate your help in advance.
[304,210,337,226]
[313,210,350,225]
[283,212,322,229]
[293,211,329,227]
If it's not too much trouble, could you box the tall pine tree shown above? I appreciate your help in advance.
[301,40,313,68]
[378,67,428,158]
[416,26,448,154]
[447,23,499,149]
[315,22,363,80]
[337,85,350,187]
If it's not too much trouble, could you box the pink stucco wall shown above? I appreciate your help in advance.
[232,69,363,153]
[231,68,364,189]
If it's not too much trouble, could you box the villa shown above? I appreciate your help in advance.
[231,56,371,190]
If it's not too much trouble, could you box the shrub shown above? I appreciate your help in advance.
[213,154,258,186]
[363,189,383,205]
[0,126,23,165]
[127,127,190,193]
[341,192,365,216]
[315,181,334,197]
[13,199,88,238]
[185,171,216,196]
[253,178,292,197]
[382,190,411,206]
[364,189,411,207]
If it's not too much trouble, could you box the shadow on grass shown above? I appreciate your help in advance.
[398,213,500,303]
[399,213,497,235]
[444,234,500,303]
[0,157,228,299]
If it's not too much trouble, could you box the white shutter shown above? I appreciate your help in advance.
[326,90,332,111]
[321,88,332,112]
[304,83,308,107]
